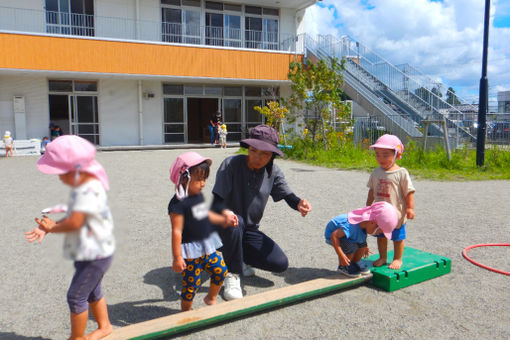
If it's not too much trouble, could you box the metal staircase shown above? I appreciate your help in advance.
[302,34,476,145]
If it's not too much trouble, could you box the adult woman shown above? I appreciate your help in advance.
[212,125,311,300]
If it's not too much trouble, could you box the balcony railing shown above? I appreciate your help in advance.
[0,6,298,52]
[46,11,94,37]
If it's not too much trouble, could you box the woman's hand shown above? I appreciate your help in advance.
[297,199,311,217]
[172,256,186,273]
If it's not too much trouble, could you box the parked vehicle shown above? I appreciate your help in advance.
[487,121,510,142]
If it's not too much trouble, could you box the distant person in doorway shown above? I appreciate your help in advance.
[54,126,64,138]
[219,123,228,149]
[208,112,220,145]
[49,123,58,141]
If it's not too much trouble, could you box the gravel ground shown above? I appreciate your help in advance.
[1,148,509,340]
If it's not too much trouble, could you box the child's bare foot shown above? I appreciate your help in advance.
[85,324,112,340]
[204,295,217,306]
[373,258,387,267]
[388,259,402,269]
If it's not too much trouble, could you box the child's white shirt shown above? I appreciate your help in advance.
[63,179,115,261]
[3,136,13,146]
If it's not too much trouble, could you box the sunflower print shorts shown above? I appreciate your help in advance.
[181,251,228,301]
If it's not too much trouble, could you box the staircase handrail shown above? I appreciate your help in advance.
[395,63,478,110]
[310,34,475,141]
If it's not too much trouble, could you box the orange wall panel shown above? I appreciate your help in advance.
[0,33,302,81]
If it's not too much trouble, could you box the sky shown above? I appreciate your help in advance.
[303,0,510,104]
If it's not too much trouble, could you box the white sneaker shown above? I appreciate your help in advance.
[223,273,243,300]
[242,263,255,277]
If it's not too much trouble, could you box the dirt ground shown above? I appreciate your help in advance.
[1,148,509,339]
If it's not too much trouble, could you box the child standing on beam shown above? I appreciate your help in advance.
[366,134,416,269]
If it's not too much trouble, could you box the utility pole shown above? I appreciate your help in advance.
[476,0,490,166]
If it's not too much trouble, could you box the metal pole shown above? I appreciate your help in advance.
[476,0,490,166]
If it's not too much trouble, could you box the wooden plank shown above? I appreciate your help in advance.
[105,274,371,340]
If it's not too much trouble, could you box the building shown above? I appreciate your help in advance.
[0,0,317,146]
[498,91,510,113]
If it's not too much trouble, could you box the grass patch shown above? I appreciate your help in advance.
[282,139,510,181]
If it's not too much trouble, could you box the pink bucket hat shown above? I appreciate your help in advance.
[347,201,398,239]
[37,135,109,190]
[370,134,404,156]
[169,152,212,186]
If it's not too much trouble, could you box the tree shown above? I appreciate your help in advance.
[415,86,430,103]
[254,101,288,134]
[285,57,349,149]
[446,87,461,105]
[431,86,443,109]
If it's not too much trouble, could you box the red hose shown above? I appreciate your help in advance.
[462,244,510,276]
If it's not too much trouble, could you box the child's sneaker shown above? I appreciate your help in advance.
[337,264,361,278]
[354,261,371,276]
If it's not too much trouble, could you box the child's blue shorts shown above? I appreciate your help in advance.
[376,223,406,241]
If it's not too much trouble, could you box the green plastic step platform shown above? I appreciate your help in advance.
[368,247,451,292]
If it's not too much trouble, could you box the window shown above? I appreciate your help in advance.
[161,1,200,44]
[49,80,73,92]
[224,86,242,96]
[45,0,94,36]
[245,6,279,50]
[206,1,223,10]
[74,81,97,92]
[205,5,241,47]
[163,84,184,95]
[206,12,224,46]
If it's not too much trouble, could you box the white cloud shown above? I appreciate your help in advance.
[303,0,510,103]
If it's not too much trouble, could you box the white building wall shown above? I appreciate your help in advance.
[0,75,49,140]
[280,8,296,37]
[0,0,43,10]
[141,80,163,145]
[95,0,137,40]
[0,0,46,33]
[139,0,160,41]
[99,79,140,146]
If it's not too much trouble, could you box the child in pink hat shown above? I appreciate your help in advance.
[168,152,237,311]
[25,135,114,340]
[325,202,398,277]
[366,134,416,269]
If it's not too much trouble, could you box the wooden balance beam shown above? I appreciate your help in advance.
[105,274,371,340]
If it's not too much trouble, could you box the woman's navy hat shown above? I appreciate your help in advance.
[240,125,283,157]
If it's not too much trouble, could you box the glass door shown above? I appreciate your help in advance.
[70,95,100,144]
[164,98,185,143]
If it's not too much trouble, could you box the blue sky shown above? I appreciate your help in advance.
[304,0,510,104]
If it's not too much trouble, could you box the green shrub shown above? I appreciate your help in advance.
[283,138,510,181]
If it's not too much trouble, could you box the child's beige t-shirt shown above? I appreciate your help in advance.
[367,167,415,227]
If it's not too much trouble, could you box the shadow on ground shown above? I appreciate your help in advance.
[0,333,51,340]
